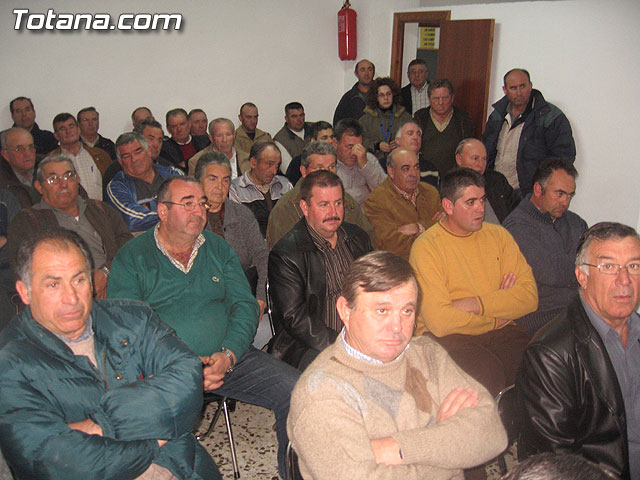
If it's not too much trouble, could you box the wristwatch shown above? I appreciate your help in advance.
[220,347,235,373]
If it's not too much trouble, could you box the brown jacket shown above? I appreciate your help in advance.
[48,144,112,176]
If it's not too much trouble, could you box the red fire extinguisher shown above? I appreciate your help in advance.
[338,1,357,61]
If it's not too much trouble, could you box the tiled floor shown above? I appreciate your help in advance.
[197,401,518,479]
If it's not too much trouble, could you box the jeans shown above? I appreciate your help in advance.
[211,346,300,479]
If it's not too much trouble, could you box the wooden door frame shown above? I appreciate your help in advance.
[390,11,451,86]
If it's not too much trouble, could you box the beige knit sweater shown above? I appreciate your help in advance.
[288,335,507,479]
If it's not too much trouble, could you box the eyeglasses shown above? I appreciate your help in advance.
[43,172,78,185]
[5,144,36,154]
[163,200,210,211]
[582,262,640,276]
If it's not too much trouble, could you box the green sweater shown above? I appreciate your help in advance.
[107,228,258,357]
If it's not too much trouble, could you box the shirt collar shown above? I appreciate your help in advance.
[581,293,640,347]
[153,223,205,274]
[340,328,409,364]
[55,314,94,344]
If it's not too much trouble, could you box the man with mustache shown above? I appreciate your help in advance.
[364,147,441,260]
[504,158,588,335]
[7,154,131,299]
[108,176,300,479]
[269,170,372,370]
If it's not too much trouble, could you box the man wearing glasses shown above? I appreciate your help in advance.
[517,222,640,480]
[504,158,588,335]
[108,176,300,479]
[7,154,131,298]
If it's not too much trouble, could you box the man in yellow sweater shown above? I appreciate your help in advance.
[409,167,537,396]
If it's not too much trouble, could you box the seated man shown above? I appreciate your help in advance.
[334,118,387,209]
[269,170,372,370]
[288,251,507,479]
[108,177,299,478]
[77,106,117,160]
[9,96,58,155]
[7,155,131,298]
[188,118,249,179]
[234,102,272,158]
[0,127,40,207]
[504,158,587,334]
[455,138,520,224]
[106,132,182,233]
[285,120,336,186]
[49,113,112,200]
[160,108,210,172]
[392,120,438,186]
[229,141,292,237]
[273,102,313,173]
[131,106,155,129]
[517,222,640,480]
[267,141,374,248]
[365,147,441,260]
[0,228,219,479]
[188,108,208,136]
[409,168,537,396]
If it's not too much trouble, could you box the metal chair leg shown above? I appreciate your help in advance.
[196,397,225,441]
[222,400,241,479]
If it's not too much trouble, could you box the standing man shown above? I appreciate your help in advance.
[455,138,520,224]
[49,113,111,201]
[9,96,57,155]
[0,128,39,207]
[273,102,313,173]
[0,228,219,479]
[483,68,576,195]
[409,168,537,396]
[365,148,440,260]
[517,222,640,480]
[400,58,430,115]
[160,108,211,172]
[229,141,292,237]
[333,59,375,125]
[269,170,372,370]
[108,177,300,479]
[504,158,588,335]
[188,108,208,137]
[234,102,272,158]
[77,107,117,160]
[414,79,474,178]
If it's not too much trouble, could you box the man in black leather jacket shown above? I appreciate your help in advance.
[516,222,640,479]
[268,170,372,370]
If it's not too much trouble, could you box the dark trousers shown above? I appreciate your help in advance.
[430,323,530,396]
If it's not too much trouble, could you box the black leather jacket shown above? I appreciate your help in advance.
[516,296,630,479]
[267,219,372,369]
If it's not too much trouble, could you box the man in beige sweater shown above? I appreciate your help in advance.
[288,251,507,480]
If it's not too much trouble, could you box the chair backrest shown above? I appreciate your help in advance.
[496,384,519,444]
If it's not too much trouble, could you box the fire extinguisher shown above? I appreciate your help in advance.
[338,1,357,61]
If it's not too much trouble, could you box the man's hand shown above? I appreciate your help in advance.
[257,299,267,323]
[379,141,395,153]
[92,268,108,299]
[451,296,481,314]
[431,210,446,222]
[370,437,403,465]
[500,272,516,290]
[397,223,425,236]
[352,143,368,169]
[68,418,103,436]
[201,353,232,391]
[0,236,7,249]
[437,387,479,423]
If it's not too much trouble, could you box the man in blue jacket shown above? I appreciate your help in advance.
[0,228,219,479]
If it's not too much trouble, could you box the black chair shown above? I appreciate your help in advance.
[286,442,304,480]
[196,393,241,479]
[495,384,519,475]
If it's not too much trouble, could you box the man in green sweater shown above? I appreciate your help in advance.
[288,251,507,479]
[107,176,299,478]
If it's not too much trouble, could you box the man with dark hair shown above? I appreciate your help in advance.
[0,128,40,207]
[285,120,336,185]
[77,107,116,160]
[400,58,430,114]
[455,138,520,224]
[269,170,372,370]
[517,222,640,480]
[188,108,208,137]
[502,453,614,480]
[49,113,112,201]
[483,68,576,195]
[229,141,292,237]
[106,132,182,233]
[130,106,154,128]
[234,102,272,158]
[273,102,313,173]
[414,79,475,177]
[108,176,299,478]
[160,108,211,172]
[334,118,386,208]
[0,228,219,479]
[365,147,441,260]
[9,96,57,155]
[135,119,168,164]
[504,158,587,334]
[333,59,375,125]
[288,250,507,479]
[410,167,537,397]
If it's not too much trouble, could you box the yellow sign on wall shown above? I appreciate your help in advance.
[419,27,437,50]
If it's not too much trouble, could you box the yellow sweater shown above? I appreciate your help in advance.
[409,221,538,336]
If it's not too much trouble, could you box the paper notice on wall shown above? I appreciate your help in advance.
[418,27,439,50]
